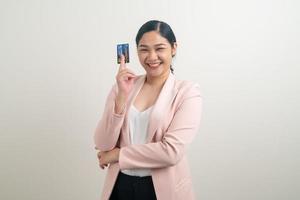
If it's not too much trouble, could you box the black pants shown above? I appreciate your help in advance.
[109,172,157,200]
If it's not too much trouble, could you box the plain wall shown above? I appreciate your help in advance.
[0,0,299,199]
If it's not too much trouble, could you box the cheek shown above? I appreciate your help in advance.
[158,51,172,59]
[138,53,147,61]
[160,54,172,62]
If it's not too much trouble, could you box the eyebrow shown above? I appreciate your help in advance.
[138,43,167,48]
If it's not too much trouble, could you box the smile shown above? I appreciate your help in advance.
[147,62,162,68]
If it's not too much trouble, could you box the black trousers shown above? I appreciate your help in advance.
[109,172,157,200]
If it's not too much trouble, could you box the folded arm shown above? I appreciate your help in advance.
[119,84,202,169]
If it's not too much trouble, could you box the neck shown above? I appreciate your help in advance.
[145,71,170,88]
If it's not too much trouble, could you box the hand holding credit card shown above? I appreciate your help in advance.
[115,43,136,113]
[117,43,129,64]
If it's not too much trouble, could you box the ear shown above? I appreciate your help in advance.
[172,42,177,56]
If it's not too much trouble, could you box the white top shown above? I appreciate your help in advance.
[121,104,153,177]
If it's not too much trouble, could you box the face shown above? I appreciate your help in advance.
[137,31,177,78]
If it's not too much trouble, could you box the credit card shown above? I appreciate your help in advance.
[117,43,129,64]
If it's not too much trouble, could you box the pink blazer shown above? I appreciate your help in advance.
[94,73,202,200]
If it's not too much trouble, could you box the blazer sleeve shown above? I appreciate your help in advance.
[94,84,126,151]
[119,84,202,169]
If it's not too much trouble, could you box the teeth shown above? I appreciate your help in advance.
[148,63,161,67]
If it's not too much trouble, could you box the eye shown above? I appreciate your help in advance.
[139,49,148,52]
[156,48,164,51]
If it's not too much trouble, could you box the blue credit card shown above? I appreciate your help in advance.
[117,43,129,64]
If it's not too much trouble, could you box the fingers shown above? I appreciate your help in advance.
[117,71,136,80]
[116,69,136,82]
[118,55,126,71]
[117,55,136,82]
[97,151,107,165]
[97,152,107,169]
[97,152,108,170]
[118,67,136,75]
[97,151,103,159]
[96,150,105,169]
[99,163,108,169]
[118,70,136,78]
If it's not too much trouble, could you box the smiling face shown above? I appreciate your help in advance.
[137,31,177,79]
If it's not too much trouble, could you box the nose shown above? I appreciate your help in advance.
[148,50,158,60]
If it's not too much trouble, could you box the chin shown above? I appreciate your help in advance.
[147,69,169,78]
[146,71,160,77]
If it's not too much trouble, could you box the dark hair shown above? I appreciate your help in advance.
[135,20,177,74]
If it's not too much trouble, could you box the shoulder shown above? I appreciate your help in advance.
[174,78,202,99]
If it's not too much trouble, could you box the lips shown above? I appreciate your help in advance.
[147,62,162,68]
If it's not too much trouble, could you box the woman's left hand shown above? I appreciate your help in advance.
[95,147,120,170]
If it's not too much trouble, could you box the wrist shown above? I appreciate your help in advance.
[111,148,120,163]
[115,95,127,114]
[116,148,120,162]
[116,92,127,102]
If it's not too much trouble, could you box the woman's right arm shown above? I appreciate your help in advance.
[94,55,136,151]
[94,84,126,151]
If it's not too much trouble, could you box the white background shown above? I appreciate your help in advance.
[0,0,299,199]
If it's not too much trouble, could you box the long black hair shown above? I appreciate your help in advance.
[135,20,177,74]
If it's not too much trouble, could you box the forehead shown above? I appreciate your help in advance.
[138,31,170,47]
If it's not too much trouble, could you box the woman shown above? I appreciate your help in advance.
[94,20,202,200]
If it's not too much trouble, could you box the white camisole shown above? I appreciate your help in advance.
[121,104,153,177]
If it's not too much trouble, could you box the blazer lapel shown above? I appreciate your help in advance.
[146,73,178,142]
